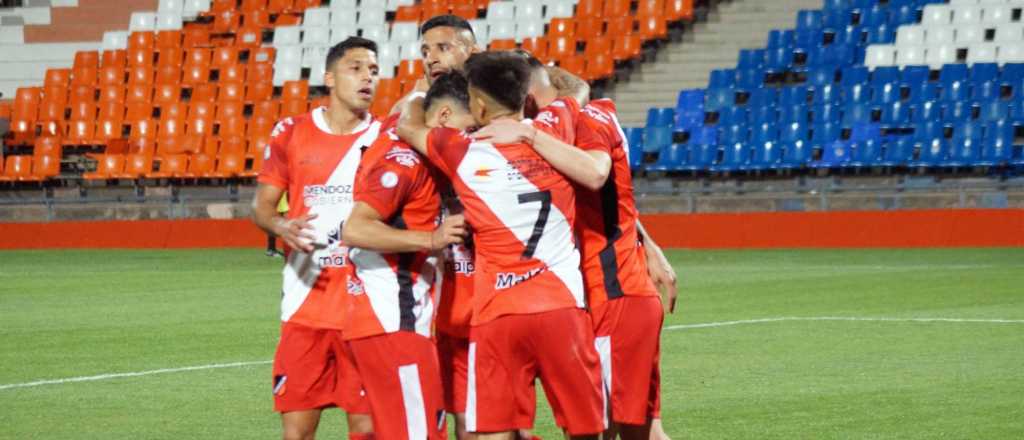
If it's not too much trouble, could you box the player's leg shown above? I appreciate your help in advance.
[348,332,447,439]
[533,308,605,440]
[438,333,473,440]
[592,297,664,440]
[274,323,339,440]
[649,419,671,440]
[333,333,374,439]
[467,315,538,438]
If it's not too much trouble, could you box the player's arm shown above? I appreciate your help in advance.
[637,219,678,313]
[395,96,431,155]
[388,81,428,116]
[471,120,611,190]
[251,183,317,253]
[342,202,465,253]
[546,66,590,107]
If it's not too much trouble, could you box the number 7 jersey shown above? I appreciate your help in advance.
[423,100,584,326]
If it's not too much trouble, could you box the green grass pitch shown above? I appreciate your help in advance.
[1,248,1023,439]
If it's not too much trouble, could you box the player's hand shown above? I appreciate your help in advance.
[645,243,678,313]
[273,213,318,253]
[430,214,467,251]
[471,119,537,145]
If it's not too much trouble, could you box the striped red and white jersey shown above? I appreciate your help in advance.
[345,127,443,340]
[436,189,475,338]
[257,107,383,330]
[574,99,659,309]
[423,98,585,326]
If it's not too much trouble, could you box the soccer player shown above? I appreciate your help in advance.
[473,62,679,440]
[397,52,604,440]
[390,14,480,114]
[339,72,477,440]
[251,37,383,440]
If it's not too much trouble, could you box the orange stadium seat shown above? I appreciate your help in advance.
[560,55,586,78]
[395,5,420,21]
[219,64,246,83]
[188,115,215,137]
[235,26,264,48]
[250,47,276,64]
[216,101,244,123]
[397,60,425,82]
[282,80,308,101]
[74,51,100,70]
[1,156,33,181]
[8,118,34,145]
[190,101,215,119]
[637,13,668,41]
[149,154,188,178]
[30,153,60,180]
[99,85,125,103]
[246,80,274,102]
[247,116,275,139]
[613,35,642,61]
[451,4,477,19]
[0,101,10,119]
[127,47,154,67]
[131,119,157,140]
[280,99,306,118]
[240,0,267,12]
[36,99,64,124]
[665,0,694,21]
[584,36,613,58]
[607,16,635,37]
[549,18,574,38]
[293,0,321,10]
[209,0,235,14]
[604,0,632,17]
[243,10,271,28]
[83,154,125,180]
[585,53,615,81]
[219,117,247,140]
[158,116,186,139]
[576,0,603,17]
[212,9,241,33]
[128,31,155,50]
[183,64,210,86]
[252,100,279,120]
[126,84,152,104]
[218,82,245,103]
[157,48,184,68]
[34,137,62,156]
[548,36,577,61]
[186,48,211,66]
[212,47,238,69]
[70,84,93,104]
[71,66,98,86]
[99,66,124,86]
[247,63,274,84]
[182,26,210,47]
[101,50,127,68]
[575,16,605,41]
[98,101,124,121]
[44,69,71,87]
[521,37,549,61]
[96,118,125,142]
[162,102,189,120]
[267,0,293,14]
[118,153,154,179]
[14,87,42,116]
[220,136,248,156]
[637,0,665,16]
[212,152,245,177]
[127,66,154,85]
[156,64,181,84]
[191,84,219,103]
[488,39,516,51]
[67,119,96,144]
[421,3,449,20]
[182,152,216,178]
[156,30,182,50]
[153,83,182,107]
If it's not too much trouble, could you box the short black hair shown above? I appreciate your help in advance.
[464,52,531,112]
[424,71,470,112]
[511,49,544,70]
[420,14,475,41]
[325,36,378,70]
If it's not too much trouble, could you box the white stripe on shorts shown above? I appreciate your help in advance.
[594,335,612,430]
[398,364,427,440]
[465,342,478,432]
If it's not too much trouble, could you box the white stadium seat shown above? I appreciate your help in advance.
[102,31,128,50]
[925,26,955,45]
[303,27,330,46]
[331,10,357,28]
[545,0,575,20]
[982,5,1012,23]
[273,63,302,86]
[275,45,303,67]
[390,22,419,43]
[330,0,357,13]
[956,25,984,43]
[516,1,544,20]
[360,25,389,43]
[952,5,982,24]
[302,46,329,68]
[966,43,999,63]
[274,26,302,46]
[487,21,516,40]
[469,19,489,44]
[896,26,924,46]
[376,42,400,68]
[399,43,420,61]
[997,44,1024,63]
[182,0,210,19]
[865,45,896,69]
[129,12,157,31]
[303,8,330,28]
[515,19,545,41]
[895,45,926,65]
[158,0,184,15]
[357,8,386,27]
[995,23,1024,41]
[922,5,952,25]
[925,44,957,68]
[488,2,515,21]
[156,11,183,30]
[331,28,357,44]
[309,61,326,86]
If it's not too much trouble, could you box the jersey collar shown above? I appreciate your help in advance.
[312,106,372,136]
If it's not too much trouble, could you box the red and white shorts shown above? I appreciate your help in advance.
[271,322,370,414]
[437,332,470,414]
[347,331,448,440]
[467,308,604,435]
[591,296,664,425]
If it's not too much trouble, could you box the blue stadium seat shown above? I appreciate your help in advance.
[778,106,807,123]
[978,101,1009,122]
[684,143,717,171]
[899,66,931,84]
[912,139,949,167]
[812,84,840,104]
[953,122,983,141]
[1010,102,1024,121]
[841,66,870,87]
[945,138,981,167]
[880,101,910,126]
[911,101,942,123]
[705,88,735,112]
[870,66,900,86]
[969,63,999,85]
[889,4,918,26]
[850,138,883,167]
[986,120,1014,142]
[999,64,1024,86]
[913,120,944,142]
[746,88,778,108]
[823,0,851,12]
[735,69,764,89]
[779,86,810,107]
[813,140,853,168]
[794,29,824,49]
[850,123,882,142]
[978,125,1013,166]
[858,5,888,28]
[806,67,836,87]
[748,141,782,170]
[905,82,940,104]
[812,44,855,68]
[648,143,688,172]
[676,89,705,114]
[719,124,748,144]
[690,126,718,146]
[625,127,644,153]
[872,83,901,104]
[834,26,862,46]
[812,122,842,146]
[972,81,998,101]
[643,125,672,153]
[737,49,765,69]
[647,107,676,127]
[748,105,777,124]
[676,114,704,131]
[780,122,809,142]
[811,104,841,123]
[752,122,779,143]
[796,10,824,30]
[709,69,735,88]
[939,64,969,84]
[842,84,871,103]
[943,101,973,123]
[717,107,748,126]
[628,136,645,170]
[780,140,812,169]
[864,23,894,44]
[766,30,794,49]
[764,47,795,71]
[842,102,873,125]
[939,81,970,102]
[714,142,749,172]
[881,138,915,167]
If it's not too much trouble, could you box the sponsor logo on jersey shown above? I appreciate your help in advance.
[347,277,365,295]
[474,167,496,178]
[495,267,546,290]
[444,259,475,274]
[385,146,420,167]
[303,184,353,207]
[583,105,611,124]
[505,158,557,182]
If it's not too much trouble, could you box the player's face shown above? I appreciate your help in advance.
[421,27,475,84]
[325,48,380,112]
[426,101,477,131]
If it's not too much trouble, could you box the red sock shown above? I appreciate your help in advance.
[348,433,375,440]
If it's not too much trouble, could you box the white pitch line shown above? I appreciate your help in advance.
[0,360,271,391]
[665,316,1024,330]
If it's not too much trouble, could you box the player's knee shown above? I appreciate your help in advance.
[346,413,374,435]
[281,428,316,440]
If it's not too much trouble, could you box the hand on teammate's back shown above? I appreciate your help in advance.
[431,214,467,251]
[471,119,537,145]
[273,213,318,253]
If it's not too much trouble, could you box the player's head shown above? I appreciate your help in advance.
[420,15,479,84]
[463,52,532,125]
[324,37,380,112]
[424,72,475,131]
[511,49,557,111]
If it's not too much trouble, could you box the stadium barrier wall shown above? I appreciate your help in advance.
[0,209,1021,249]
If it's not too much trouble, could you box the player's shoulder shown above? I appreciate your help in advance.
[582,98,618,122]
[270,111,314,139]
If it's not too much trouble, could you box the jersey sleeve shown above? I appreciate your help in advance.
[532,97,581,144]
[425,127,473,178]
[574,107,614,155]
[354,145,425,221]
[378,113,401,132]
[257,117,296,189]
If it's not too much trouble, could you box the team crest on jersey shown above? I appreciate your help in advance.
[535,110,559,127]
[270,118,294,139]
[385,146,419,167]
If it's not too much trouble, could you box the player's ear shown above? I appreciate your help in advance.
[438,106,453,127]
[324,69,335,89]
